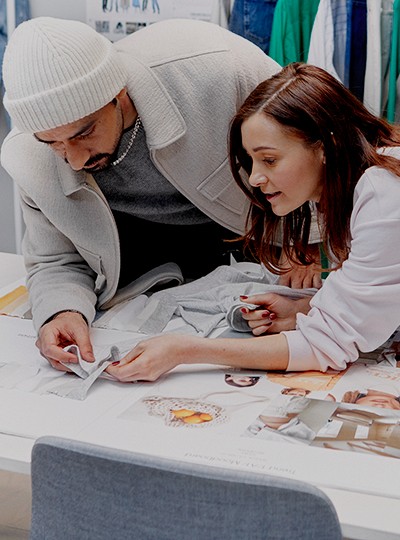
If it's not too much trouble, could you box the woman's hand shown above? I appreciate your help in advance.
[106,334,193,383]
[278,245,322,289]
[240,293,312,335]
[106,330,291,381]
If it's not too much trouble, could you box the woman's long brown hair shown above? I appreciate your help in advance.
[229,62,400,273]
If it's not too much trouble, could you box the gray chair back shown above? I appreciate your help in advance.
[30,436,342,540]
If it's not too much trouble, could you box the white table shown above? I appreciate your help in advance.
[1,252,399,540]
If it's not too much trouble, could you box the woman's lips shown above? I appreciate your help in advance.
[266,191,281,201]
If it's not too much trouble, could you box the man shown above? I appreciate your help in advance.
[1,17,316,370]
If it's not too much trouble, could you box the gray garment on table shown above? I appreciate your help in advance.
[133,262,316,336]
[41,345,120,400]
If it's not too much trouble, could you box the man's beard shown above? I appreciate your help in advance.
[81,153,114,172]
[79,116,125,172]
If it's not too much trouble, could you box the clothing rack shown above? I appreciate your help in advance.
[5,0,23,254]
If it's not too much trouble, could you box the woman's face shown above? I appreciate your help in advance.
[356,391,400,410]
[282,388,309,396]
[241,113,325,216]
[226,375,258,387]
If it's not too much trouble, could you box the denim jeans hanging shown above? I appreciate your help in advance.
[1,0,31,92]
[229,0,278,54]
[348,0,367,101]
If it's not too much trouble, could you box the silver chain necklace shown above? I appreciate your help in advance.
[111,115,141,167]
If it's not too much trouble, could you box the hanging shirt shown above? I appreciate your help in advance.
[269,0,320,65]
[387,0,400,122]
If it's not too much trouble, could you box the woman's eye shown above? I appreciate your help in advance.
[263,158,276,165]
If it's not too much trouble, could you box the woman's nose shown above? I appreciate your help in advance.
[249,171,268,188]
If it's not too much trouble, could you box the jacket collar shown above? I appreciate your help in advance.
[56,158,88,196]
[121,55,187,149]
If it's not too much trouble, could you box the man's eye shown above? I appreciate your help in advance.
[48,141,62,149]
[76,131,92,140]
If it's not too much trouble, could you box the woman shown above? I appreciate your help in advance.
[341,389,400,410]
[107,62,400,382]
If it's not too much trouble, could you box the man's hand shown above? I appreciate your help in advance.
[240,293,312,335]
[36,311,94,371]
[278,245,322,289]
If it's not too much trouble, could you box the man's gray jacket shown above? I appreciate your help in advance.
[1,18,280,330]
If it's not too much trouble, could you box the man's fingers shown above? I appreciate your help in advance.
[36,312,94,366]
[43,345,80,365]
[68,325,95,362]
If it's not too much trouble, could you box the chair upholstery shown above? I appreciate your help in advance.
[29,436,342,540]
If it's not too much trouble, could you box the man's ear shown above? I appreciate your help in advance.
[116,87,127,99]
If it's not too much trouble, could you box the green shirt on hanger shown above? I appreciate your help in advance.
[269,0,320,66]
[387,0,400,122]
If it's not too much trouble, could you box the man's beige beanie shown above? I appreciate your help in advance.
[2,17,128,133]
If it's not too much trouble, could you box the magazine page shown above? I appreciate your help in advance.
[78,361,400,499]
[0,277,30,318]
[1,316,400,497]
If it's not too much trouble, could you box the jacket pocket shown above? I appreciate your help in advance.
[75,245,106,294]
[197,157,247,216]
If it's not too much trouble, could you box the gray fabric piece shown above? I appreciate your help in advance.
[136,262,316,336]
[42,345,120,400]
[227,287,315,333]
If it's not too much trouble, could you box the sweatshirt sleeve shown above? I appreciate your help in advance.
[282,166,400,371]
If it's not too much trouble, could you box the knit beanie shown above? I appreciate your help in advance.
[2,17,128,133]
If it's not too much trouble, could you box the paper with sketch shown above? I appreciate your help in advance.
[0,317,145,400]
[86,0,215,42]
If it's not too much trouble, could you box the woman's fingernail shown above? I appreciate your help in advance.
[112,361,120,366]
[240,307,248,314]
[240,295,248,300]
[261,312,270,319]
[269,313,277,320]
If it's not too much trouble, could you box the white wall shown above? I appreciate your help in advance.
[30,0,86,21]
[0,0,87,254]
[0,106,16,253]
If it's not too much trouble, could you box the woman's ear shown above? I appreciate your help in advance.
[317,142,326,165]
